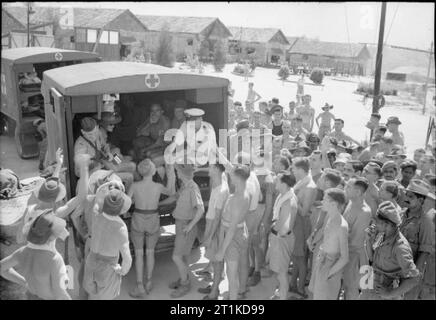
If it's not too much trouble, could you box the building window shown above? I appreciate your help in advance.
[109,31,119,45]
[75,28,86,42]
[87,29,97,43]
[187,38,193,46]
[303,54,309,60]
[99,31,109,44]
[70,35,75,43]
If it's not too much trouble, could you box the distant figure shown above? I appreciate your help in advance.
[316,104,335,140]
[297,73,305,96]
[244,61,250,81]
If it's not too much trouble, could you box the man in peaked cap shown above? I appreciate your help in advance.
[360,201,420,300]
[169,108,217,167]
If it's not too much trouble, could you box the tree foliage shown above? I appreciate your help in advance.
[213,39,226,72]
[310,68,324,84]
[278,65,290,80]
[155,24,175,67]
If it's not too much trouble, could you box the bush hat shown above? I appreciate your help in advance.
[33,177,66,204]
[406,179,436,200]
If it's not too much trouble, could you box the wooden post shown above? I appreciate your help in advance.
[422,41,434,115]
[370,2,387,141]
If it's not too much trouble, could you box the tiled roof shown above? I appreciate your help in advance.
[3,6,132,29]
[137,15,217,34]
[289,38,368,59]
[228,26,289,44]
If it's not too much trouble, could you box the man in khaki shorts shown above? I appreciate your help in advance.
[168,163,205,298]
[128,159,176,298]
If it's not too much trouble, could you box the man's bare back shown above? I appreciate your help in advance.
[131,180,163,210]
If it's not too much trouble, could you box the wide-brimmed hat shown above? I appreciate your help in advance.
[270,105,283,114]
[322,103,334,111]
[26,211,55,245]
[386,149,407,159]
[102,189,131,216]
[33,177,66,204]
[95,181,131,214]
[236,119,250,132]
[387,116,402,125]
[406,179,436,200]
[88,170,122,194]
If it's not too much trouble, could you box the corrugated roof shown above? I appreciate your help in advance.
[289,38,368,59]
[228,26,288,44]
[137,15,216,34]
[3,6,129,29]
[387,66,429,76]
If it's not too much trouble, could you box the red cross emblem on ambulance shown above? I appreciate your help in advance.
[54,52,63,61]
[145,74,160,89]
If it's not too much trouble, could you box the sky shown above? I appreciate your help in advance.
[9,2,435,51]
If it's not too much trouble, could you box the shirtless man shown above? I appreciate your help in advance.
[128,160,175,298]
[215,165,251,300]
[290,157,318,298]
[316,104,335,140]
[312,188,349,300]
[342,178,372,300]
[133,103,170,161]
[296,95,315,132]
[329,119,360,147]
[216,149,261,299]
[362,162,382,218]
[246,82,262,111]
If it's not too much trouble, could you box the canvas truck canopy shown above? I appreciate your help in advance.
[41,61,229,97]
[1,47,100,65]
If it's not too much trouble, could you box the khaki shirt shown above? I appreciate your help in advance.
[372,231,419,288]
[399,208,435,259]
[172,180,204,221]
[74,136,105,176]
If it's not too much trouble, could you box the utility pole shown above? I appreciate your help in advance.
[26,2,35,47]
[372,2,387,115]
[370,2,387,141]
[422,41,434,115]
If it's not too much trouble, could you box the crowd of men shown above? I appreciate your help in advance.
[1,79,435,301]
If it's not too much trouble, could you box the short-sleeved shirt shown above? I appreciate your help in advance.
[399,208,434,259]
[206,182,229,220]
[248,171,261,211]
[12,245,68,300]
[90,212,129,257]
[343,202,372,252]
[74,136,105,176]
[172,179,204,220]
[372,231,420,286]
